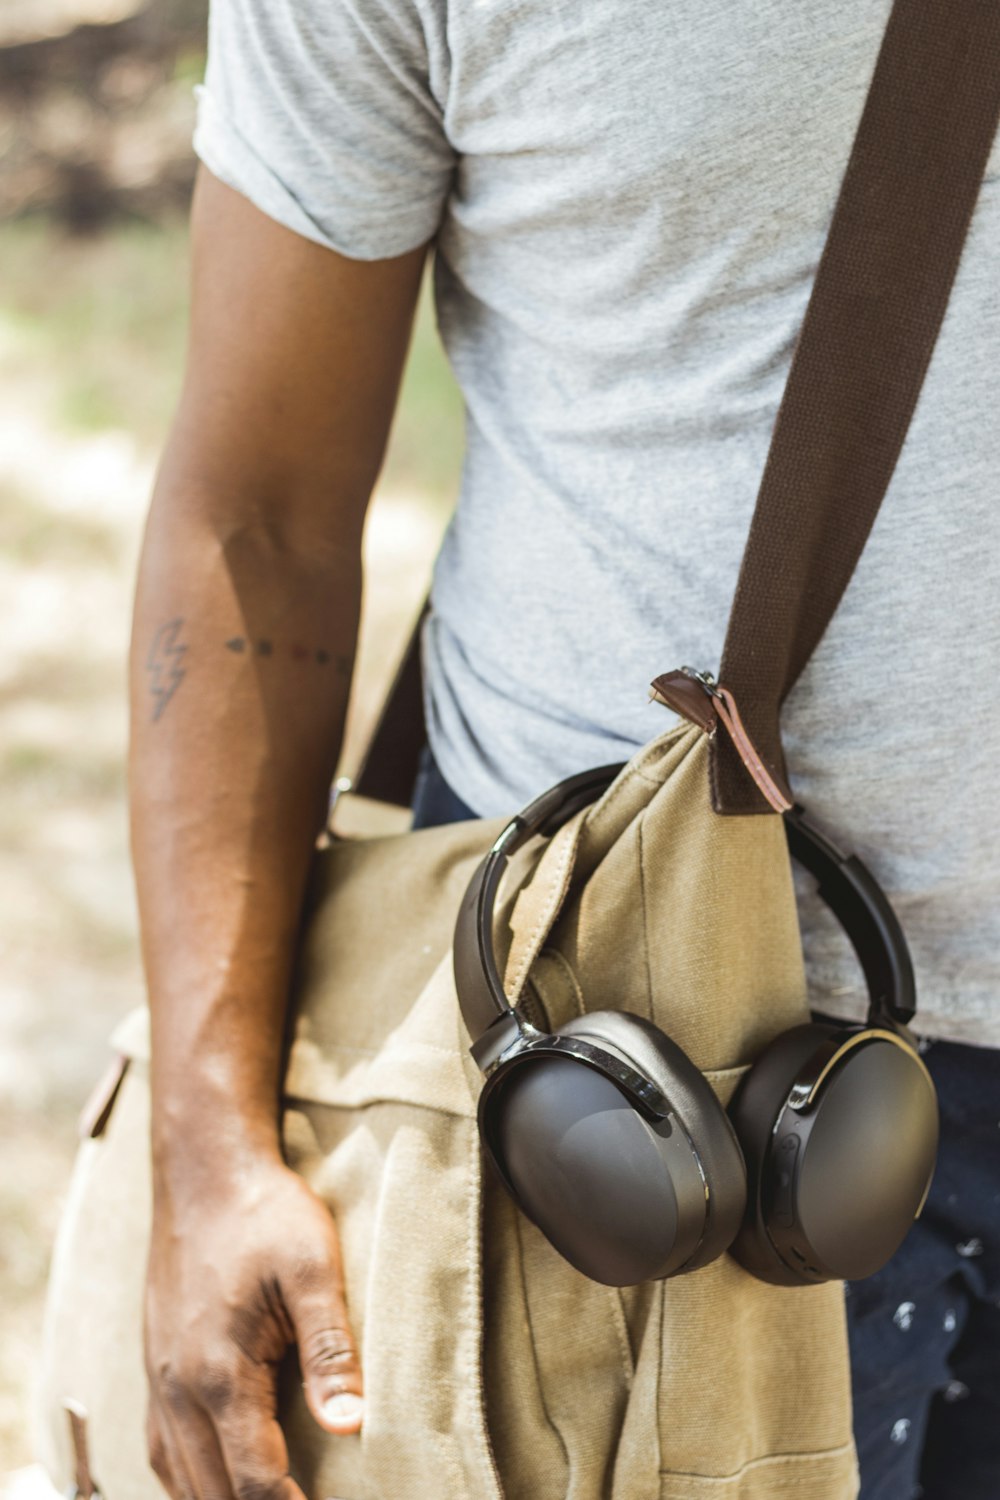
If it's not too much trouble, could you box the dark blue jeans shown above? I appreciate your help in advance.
[412,745,1000,1499]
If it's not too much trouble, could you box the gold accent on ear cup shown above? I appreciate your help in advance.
[788,1026,933,1112]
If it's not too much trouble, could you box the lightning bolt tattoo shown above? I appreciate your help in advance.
[146,617,188,723]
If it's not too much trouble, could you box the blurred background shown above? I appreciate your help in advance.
[0,0,463,1486]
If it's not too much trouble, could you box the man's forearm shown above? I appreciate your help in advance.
[129,453,362,1183]
[128,177,427,1488]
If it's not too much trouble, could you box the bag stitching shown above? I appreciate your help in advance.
[536,948,586,1018]
[606,1280,637,1395]
[468,1124,504,1500]
[627,724,704,791]
[654,1278,666,1473]
[637,813,655,1022]
[657,1439,857,1482]
[507,816,584,1002]
[513,1205,572,1478]
[289,1039,466,1058]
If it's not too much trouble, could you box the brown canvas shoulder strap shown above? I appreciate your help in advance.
[711,0,1000,814]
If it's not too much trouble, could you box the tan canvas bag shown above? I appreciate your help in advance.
[36,4,1000,1496]
[39,724,860,1500]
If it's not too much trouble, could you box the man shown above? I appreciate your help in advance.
[130,0,1000,1496]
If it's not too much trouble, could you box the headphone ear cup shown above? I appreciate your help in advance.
[729,1021,939,1286]
[558,1011,748,1271]
[485,1049,693,1285]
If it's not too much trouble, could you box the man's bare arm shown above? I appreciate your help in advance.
[129,167,427,1499]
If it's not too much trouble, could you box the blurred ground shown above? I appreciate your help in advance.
[0,172,463,1492]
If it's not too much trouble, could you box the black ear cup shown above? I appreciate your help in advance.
[559,1012,748,1271]
[729,1021,939,1286]
[478,1009,747,1286]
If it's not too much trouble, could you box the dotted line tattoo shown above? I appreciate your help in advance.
[224,637,350,673]
[146,618,189,723]
[146,628,350,724]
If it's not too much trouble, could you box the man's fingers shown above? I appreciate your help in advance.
[213,1394,308,1500]
[156,1366,308,1500]
[164,1397,234,1500]
[148,1399,199,1500]
[283,1256,364,1434]
[148,1404,182,1498]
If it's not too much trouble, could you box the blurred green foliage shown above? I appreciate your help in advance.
[2,218,190,442]
[1,215,464,494]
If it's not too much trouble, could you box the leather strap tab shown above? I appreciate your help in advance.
[651,670,793,814]
[649,669,718,734]
[712,687,793,814]
[711,0,1000,814]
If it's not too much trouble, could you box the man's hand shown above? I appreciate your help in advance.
[146,1155,362,1499]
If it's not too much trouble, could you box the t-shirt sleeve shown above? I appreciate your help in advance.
[192,0,455,259]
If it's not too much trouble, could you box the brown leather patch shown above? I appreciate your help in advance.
[649,670,718,734]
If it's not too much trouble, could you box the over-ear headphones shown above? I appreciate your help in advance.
[452,761,939,1289]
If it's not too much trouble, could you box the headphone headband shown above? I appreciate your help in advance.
[453,766,916,1064]
[783,806,916,1025]
[452,763,624,1061]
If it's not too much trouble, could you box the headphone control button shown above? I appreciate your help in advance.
[773,1133,801,1227]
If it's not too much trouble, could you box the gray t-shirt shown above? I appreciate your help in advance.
[193,0,1000,1047]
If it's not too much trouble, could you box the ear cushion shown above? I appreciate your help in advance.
[727,1020,844,1283]
[558,1010,748,1271]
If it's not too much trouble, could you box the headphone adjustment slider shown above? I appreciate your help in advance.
[470,1010,529,1073]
